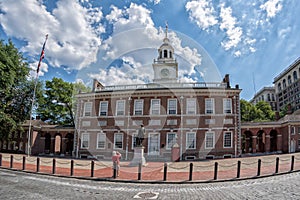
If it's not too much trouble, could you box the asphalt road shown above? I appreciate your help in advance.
[1,168,300,200]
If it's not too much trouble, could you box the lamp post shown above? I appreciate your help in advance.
[180,96,184,161]
[125,96,131,160]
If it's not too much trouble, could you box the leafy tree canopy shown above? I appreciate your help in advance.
[240,99,275,122]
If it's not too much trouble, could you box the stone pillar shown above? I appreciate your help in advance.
[129,146,147,166]
[277,134,282,153]
[61,138,67,156]
[252,136,257,153]
[265,134,270,153]
[245,138,250,153]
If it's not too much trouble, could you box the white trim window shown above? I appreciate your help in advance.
[205,132,215,149]
[99,101,108,116]
[116,100,125,116]
[223,98,232,114]
[83,102,92,116]
[114,133,123,149]
[81,133,89,148]
[166,132,177,149]
[151,99,160,115]
[97,132,106,149]
[168,99,177,115]
[186,98,196,115]
[223,131,232,148]
[134,99,144,115]
[132,133,137,148]
[186,132,196,149]
[205,98,214,114]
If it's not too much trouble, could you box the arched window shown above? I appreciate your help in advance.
[169,51,172,58]
[293,71,298,81]
[288,75,292,85]
[278,83,281,92]
[159,51,162,59]
[283,79,286,89]
[164,50,168,58]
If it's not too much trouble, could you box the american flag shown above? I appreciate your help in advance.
[37,34,48,74]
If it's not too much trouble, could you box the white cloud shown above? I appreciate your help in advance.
[185,0,218,30]
[278,26,291,39]
[219,4,243,51]
[260,0,282,19]
[93,3,204,86]
[0,0,104,75]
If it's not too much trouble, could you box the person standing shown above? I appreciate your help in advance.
[112,151,121,177]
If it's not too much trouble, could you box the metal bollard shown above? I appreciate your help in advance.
[163,163,167,181]
[91,160,94,177]
[0,154,2,166]
[36,157,40,172]
[22,156,26,170]
[275,157,279,174]
[189,163,193,181]
[10,155,13,168]
[113,161,117,179]
[291,156,295,172]
[257,159,261,176]
[237,160,241,178]
[214,162,218,180]
[138,162,142,180]
[52,158,56,174]
[70,160,74,176]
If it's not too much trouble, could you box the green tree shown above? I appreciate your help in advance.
[240,99,275,122]
[36,78,90,125]
[0,40,42,139]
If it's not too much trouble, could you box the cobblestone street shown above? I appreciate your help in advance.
[1,167,300,199]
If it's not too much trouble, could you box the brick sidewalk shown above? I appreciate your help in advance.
[1,153,300,182]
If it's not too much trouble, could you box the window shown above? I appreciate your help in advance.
[164,50,168,58]
[132,133,137,148]
[223,132,232,148]
[293,71,298,81]
[283,79,286,89]
[223,98,232,114]
[150,99,160,115]
[83,102,92,116]
[288,75,292,85]
[149,120,161,126]
[186,98,196,115]
[116,100,125,116]
[205,98,214,114]
[134,99,143,115]
[97,132,106,149]
[166,133,177,149]
[99,101,108,116]
[298,127,300,134]
[168,99,177,115]
[291,126,295,135]
[114,133,123,149]
[205,132,215,149]
[186,132,196,149]
[98,121,107,126]
[278,83,282,92]
[81,133,89,148]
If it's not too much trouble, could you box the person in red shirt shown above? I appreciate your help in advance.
[112,151,121,177]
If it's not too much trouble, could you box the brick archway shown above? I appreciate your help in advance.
[242,131,253,153]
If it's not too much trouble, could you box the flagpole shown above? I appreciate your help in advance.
[27,34,48,156]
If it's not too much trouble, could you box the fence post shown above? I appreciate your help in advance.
[70,160,74,176]
[275,157,279,174]
[113,161,117,179]
[52,158,56,174]
[91,160,94,177]
[237,160,241,178]
[214,162,218,180]
[0,154,2,166]
[291,155,295,172]
[10,155,13,168]
[163,163,167,181]
[138,162,142,180]
[22,156,26,170]
[257,159,261,176]
[189,163,193,181]
[36,157,40,173]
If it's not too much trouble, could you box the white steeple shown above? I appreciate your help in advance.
[152,24,178,83]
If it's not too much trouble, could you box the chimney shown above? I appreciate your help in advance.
[223,74,231,88]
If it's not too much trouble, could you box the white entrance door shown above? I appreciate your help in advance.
[148,133,160,156]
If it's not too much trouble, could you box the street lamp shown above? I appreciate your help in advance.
[180,96,184,161]
[125,96,131,160]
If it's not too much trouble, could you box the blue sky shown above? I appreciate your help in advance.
[0,0,299,100]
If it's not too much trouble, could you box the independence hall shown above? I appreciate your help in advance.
[74,27,242,161]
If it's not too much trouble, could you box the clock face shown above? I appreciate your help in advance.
[160,68,170,77]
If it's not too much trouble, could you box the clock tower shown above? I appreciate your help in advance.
[153,24,178,83]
